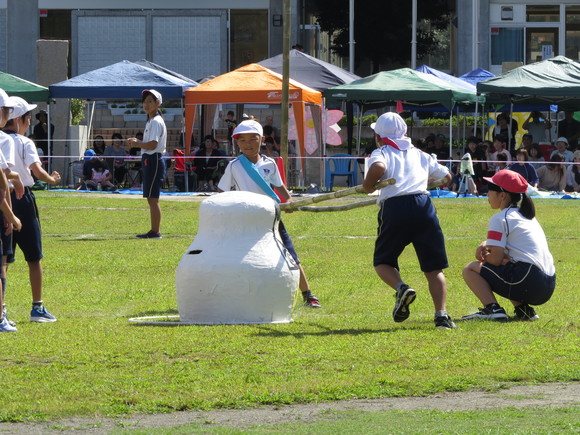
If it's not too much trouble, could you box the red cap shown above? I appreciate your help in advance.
[483,169,528,193]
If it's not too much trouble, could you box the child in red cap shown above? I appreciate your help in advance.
[462,169,556,322]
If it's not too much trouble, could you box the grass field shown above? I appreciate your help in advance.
[0,192,578,426]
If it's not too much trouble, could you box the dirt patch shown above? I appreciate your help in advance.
[2,382,577,434]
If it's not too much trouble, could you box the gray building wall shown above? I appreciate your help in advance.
[6,0,39,81]
[456,0,490,75]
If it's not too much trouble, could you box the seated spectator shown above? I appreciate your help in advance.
[507,149,539,188]
[427,134,450,161]
[550,137,574,162]
[172,148,196,192]
[92,135,106,156]
[103,132,127,185]
[519,133,533,152]
[263,125,281,154]
[495,153,508,172]
[82,149,99,185]
[537,153,566,192]
[489,134,511,172]
[86,158,117,191]
[528,143,545,169]
[194,135,224,191]
[262,136,280,158]
[565,150,580,192]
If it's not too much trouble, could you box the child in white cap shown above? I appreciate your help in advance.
[218,120,321,308]
[462,170,555,321]
[3,96,62,325]
[0,89,22,332]
[363,112,455,329]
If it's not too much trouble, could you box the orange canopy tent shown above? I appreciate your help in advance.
[184,63,323,159]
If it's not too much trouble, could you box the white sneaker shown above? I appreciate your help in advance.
[0,317,17,332]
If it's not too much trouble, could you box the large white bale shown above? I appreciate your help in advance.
[176,191,300,324]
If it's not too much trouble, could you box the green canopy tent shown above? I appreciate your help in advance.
[0,71,49,101]
[324,68,485,159]
[477,56,580,147]
[477,56,580,109]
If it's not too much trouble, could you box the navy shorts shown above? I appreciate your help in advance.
[0,210,13,259]
[374,194,448,272]
[481,261,556,305]
[142,153,165,199]
[10,188,43,263]
[278,220,300,264]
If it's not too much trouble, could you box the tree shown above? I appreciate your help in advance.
[309,0,452,73]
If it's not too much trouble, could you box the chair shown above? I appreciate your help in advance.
[325,153,357,191]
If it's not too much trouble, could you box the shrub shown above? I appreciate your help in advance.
[70,99,86,125]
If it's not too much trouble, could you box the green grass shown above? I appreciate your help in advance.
[0,193,578,422]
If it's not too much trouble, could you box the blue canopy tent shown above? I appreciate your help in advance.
[459,68,495,86]
[49,60,198,99]
[49,60,198,184]
[416,65,476,92]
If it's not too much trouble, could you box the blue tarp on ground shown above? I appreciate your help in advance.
[258,49,360,92]
[49,60,198,99]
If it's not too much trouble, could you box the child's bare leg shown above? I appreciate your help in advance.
[297,263,309,292]
[424,270,447,311]
[28,260,43,302]
[374,264,402,290]
[147,197,161,233]
[462,261,498,306]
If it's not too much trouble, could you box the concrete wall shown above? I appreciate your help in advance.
[7,0,38,81]
[456,0,490,76]
[36,39,70,178]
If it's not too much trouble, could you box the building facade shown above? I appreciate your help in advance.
[457,0,580,75]
[1,0,301,83]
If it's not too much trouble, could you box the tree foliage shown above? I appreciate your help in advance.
[309,0,452,73]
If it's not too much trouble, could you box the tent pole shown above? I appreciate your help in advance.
[181,98,189,192]
[448,109,453,167]
[47,103,52,173]
[280,0,291,182]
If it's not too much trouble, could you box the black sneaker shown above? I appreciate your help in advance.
[514,304,539,321]
[393,285,416,322]
[136,231,162,239]
[302,291,321,308]
[435,314,457,329]
[461,304,508,322]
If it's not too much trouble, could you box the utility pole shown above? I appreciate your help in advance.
[349,0,355,73]
[281,0,291,178]
[411,0,417,69]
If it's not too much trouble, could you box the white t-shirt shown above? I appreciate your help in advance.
[367,145,449,201]
[218,155,283,194]
[8,133,41,187]
[0,131,15,168]
[142,114,166,155]
[486,207,555,276]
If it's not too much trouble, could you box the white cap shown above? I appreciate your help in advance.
[371,112,412,151]
[555,137,569,146]
[8,96,37,120]
[232,120,263,139]
[0,88,15,108]
[142,89,162,105]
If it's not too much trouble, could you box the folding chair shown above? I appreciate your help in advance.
[325,153,357,191]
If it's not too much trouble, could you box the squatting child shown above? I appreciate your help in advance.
[217,120,321,308]
[461,169,555,321]
[362,112,455,329]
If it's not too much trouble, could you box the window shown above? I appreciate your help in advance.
[526,6,559,23]
[230,10,268,70]
[491,28,524,65]
[566,6,580,60]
